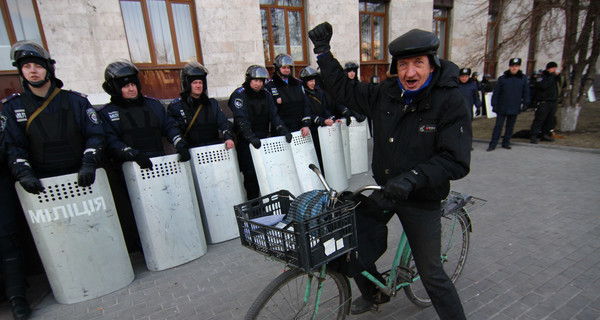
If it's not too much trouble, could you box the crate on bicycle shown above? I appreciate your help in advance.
[234,190,357,272]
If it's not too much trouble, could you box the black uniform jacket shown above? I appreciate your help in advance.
[317,52,471,207]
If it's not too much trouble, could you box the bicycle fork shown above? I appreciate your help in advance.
[298,265,351,320]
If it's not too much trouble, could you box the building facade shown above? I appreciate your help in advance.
[1,0,566,105]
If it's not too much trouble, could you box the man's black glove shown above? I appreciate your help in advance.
[77,149,97,187]
[249,137,261,149]
[176,143,191,162]
[11,159,44,194]
[345,116,352,126]
[134,153,153,169]
[354,112,367,122]
[308,22,333,54]
[383,170,420,202]
[285,132,293,143]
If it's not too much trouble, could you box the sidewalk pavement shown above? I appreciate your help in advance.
[3,140,600,319]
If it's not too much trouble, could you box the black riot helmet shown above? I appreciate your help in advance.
[181,61,208,93]
[299,67,319,82]
[344,62,359,72]
[273,54,293,77]
[245,65,270,83]
[10,40,58,88]
[102,60,141,97]
[388,29,441,75]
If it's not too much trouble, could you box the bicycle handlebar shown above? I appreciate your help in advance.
[308,164,383,200]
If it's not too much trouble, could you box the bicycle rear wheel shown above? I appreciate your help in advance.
[245,268,351,320]
[404,209,470,307]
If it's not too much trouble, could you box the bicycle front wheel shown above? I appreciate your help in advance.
[245,268,351,320]
[404,209,471,307]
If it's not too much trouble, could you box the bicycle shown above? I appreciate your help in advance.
[234,164,484,319]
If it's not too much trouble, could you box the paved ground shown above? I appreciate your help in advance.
[2,139,599,319]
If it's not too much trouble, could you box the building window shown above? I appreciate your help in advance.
[359,1,386,63]
[119,0,202,66]
[260,0,306,67]
[432,8,449,59]
[0,0,46,71]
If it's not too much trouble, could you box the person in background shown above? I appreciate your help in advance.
[265,54,311,137]
[168,61,234,150]
[230,65,292,200]
[309,22,471,318]
[299,66,335,170]
[457,67,482,120]
[487,58,530,151]
[529,62,560,144]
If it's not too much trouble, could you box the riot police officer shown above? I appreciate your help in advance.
[264,54,311,136]
[1,41,104,194]
[97,60,190,168]
[0,115,31,320]
[299,66,335,170]
[167,62,234,150]
[230,65,291,200]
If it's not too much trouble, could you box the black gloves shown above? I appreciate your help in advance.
[134,153,153,169]
[11,159,44,194]
[77,149,98,187]
[308,22,333,54]
[176,142,191,162]
[383,170,421,202]
[354,112,367,123]
[285,132,293,143]
[275,125,293,143]
[249,137,261,149]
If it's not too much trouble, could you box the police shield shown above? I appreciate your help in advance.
[122,155,207,271]
[189,144,244,244]
[250,135,302,196]
[15,168,133,304]
[318,123,348,192]
[341,120,351,178]
[348,117,368,174]
[289,131,323,192]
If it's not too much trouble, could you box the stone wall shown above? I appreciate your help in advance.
[36,0,129,103]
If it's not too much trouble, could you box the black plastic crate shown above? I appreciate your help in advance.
[234,190,357,272]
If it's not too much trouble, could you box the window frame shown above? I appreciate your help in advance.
[359,1,388,64]
[259,0,307,68]
[0,0,48,74]
[119,0,203,69]
[432,7,449,60]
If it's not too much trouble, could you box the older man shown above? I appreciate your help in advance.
[309,23,471,319]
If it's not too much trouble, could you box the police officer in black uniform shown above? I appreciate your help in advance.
[0,115,31,320]
[97,60,190,251]
[299,66,336,170]
[230,65,291,200]
[97,60,190,168]
[310,23,471,318]
[529,62,559,144]
[264,54,311,137]
[1,41,104,193]
[167,62,234,150]
[1,40,106,319]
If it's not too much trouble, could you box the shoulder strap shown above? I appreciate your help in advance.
[184,104,203,137]
[25,87,62,135]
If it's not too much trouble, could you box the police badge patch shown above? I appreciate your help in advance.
[0,115,6,131]
[234,98,243,109]
[108,111,120,121]
[86,108,99,124]
[14,109,27,122]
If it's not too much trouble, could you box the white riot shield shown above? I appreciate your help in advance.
[189,144,244,244]
[318,123,348,192]
[122,155,207,271]
[15,169,133,304]
[289,131,323,192]
[341,121,351,178]
[250,135,302,196]
[485,93,496,118]
[348,118,369,174]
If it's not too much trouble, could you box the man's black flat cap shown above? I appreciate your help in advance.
[389,29,440,59]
